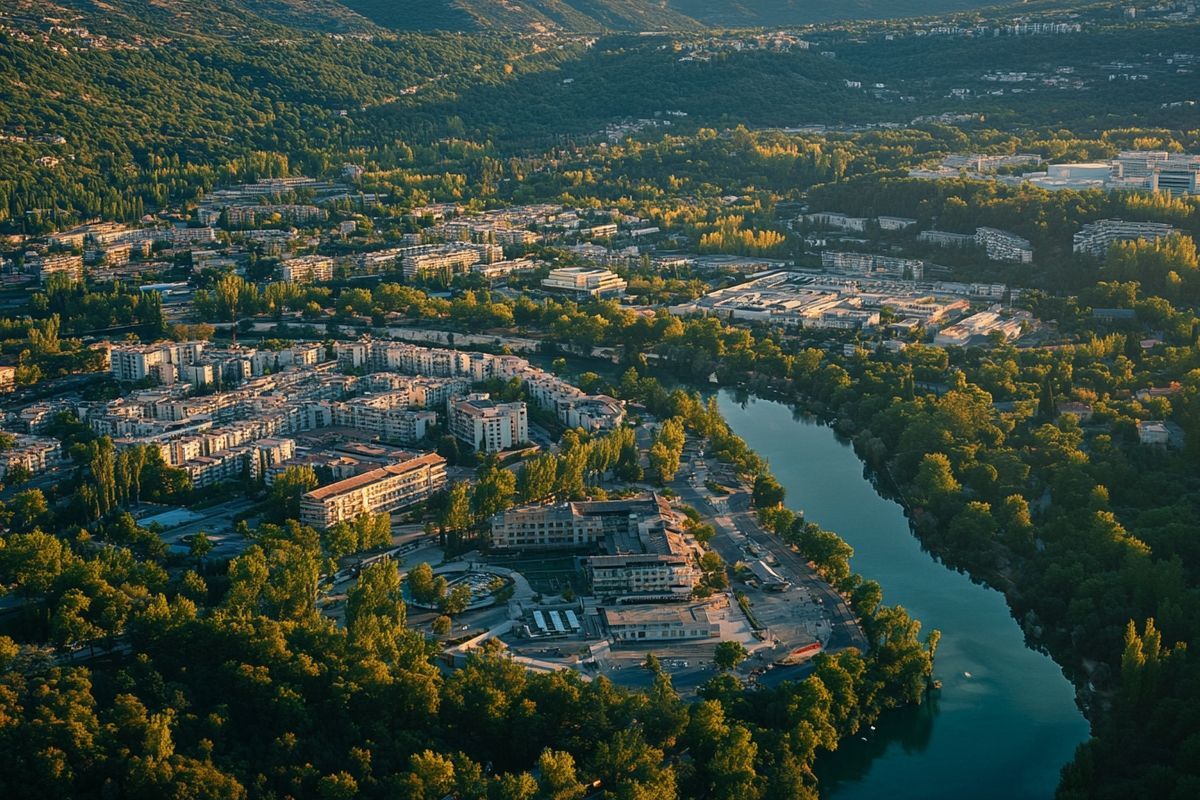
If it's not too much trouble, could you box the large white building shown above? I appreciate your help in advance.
[446,393,528,453]
[400,243,502,280]
[299,452,447,529]
[974,227,1033,263]
[331,395,437,444]
[587,553,697,602]
[110,341,207,383]
[821,251,925,280]
[280,255,333,284]
[1072,219,1179,257]
[541,267,627,299]
[601,604,719,641]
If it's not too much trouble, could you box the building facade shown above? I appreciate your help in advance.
[300,452,448,529]
[1072,219,1179,257]
[446,393,528,453]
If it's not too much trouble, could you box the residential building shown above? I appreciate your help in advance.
[491,495,679,553]
[586,553,697,602]
[490,503,607,550]
[34,253,84,284]
[401,243,501,280]
[974,227,1033,262]
[110,341,206,383]
[280,255,333,284]
[299,452,447,529]
[1137,420,1170,446]
[800,212,868,232]
[541,266,627,299]
[919,230,976,248]
[447,393,528,453]
[0,365,15,392]
[0,435,62,480]
[1072,219,1179,257]
[877,216,918,231]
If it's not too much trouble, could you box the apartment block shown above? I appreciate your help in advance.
[1072,219,1179,257]
[281,255,334,284]
[110,341,206,383]
[800,211,868,232]
[0,435,62,480]
[919,230,976,248]
[447,393,528,453]
[299,452,447,529]
[587,553,697,602]
[974,227,1033,263]
[35,253,84,284]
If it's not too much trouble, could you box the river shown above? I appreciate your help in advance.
[716,391,1090,800]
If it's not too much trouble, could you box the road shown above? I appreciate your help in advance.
[669,450,869,654]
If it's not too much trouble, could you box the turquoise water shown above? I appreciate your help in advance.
[717,392,1090,800]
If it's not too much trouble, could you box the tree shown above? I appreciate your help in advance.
[269,466,318,522]
[408,562,439,604]
[473,467,516,520]
[1038,374,1057,421]
[8,488,49,532]
[189,532,213,562]
[346,560,408,661]
[51,588,101,652]
[911,452,961,512]
[440,583,472,616]
[432,615,452,635]
[442,481,474,532]
[536,749,584,800]
[752,473,785,509]
[0,529,73,598]
[714,640,749,671]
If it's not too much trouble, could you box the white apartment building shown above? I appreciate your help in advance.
[919,230,976,248]
[800,211,868,232]
[974,227,1033,263]
[587,553,697,602]
[877,216,918,231]
[331,395,436,444]
[1072,219,1179,257]
[447,393,528,453]
[491,503,606,550]
[400,243,501,280]
[541,266,627,299]
[110,341,206,383]
[280,255,334,284]
[299,452,447,529]
[0,435,62,480]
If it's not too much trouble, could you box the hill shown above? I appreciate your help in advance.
[341,0,999,31]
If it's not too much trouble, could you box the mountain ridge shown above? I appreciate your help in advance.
[340,0,1001,32]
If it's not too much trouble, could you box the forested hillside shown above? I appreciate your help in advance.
[341,0,997,31]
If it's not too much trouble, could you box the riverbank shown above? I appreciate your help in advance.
[717,393,1089,799]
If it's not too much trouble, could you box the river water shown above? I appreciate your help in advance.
[716,391,1090,800]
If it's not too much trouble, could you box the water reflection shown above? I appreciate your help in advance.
[819,692,940,791]
[716,391,1089,800]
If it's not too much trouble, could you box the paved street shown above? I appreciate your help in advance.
[669,447,869,654]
